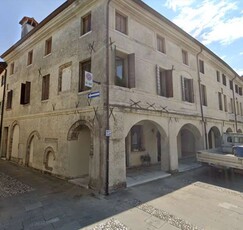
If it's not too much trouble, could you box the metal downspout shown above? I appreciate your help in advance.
[105,0,112,195]
[232,75,238,132]
[0,66,7,155]
[196,47,208,149]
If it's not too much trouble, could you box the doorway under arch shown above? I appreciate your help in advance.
[68,121,92,179]
[26,131,41,167]
[208,127,221,149]
[10,124,20,161]
[177,124,201,159]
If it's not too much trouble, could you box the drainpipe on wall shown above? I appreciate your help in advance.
[196,47,208,149]
[105,0,112,195]
[0,63,8,155]
[232,75,238,132]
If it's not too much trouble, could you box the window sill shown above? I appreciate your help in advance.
[41,99,49,103]
[27,64,33,68]
[80,30,92,38]
[115,29,128,37]
[157,50,166,55]
[43,53,52,58]
[78,90,91,96]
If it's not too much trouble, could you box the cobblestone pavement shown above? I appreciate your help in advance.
[1,160,243,230]
[0,172,33,198]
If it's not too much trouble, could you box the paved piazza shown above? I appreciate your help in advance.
[1,160,243,230]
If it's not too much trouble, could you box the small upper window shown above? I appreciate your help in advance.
[81,13,91,35]
[222,74,227,86]
[115,11,127,34]
[10,62,14,75]
[157,35,166,54]
[216,70,220,82]
[182,49,188,65]
[45,37,52,56]
[27,50,33,66]
[199,60,204,74]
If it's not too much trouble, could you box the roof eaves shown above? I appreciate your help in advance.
[1,0,76,59]
[132,0,240,78]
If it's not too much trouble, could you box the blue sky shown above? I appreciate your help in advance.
[0,0,242,75]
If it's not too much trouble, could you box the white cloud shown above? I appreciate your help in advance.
[165,0,243,45]
[240,52,243,56]
[164,0,195,11]
[236,69,243,76]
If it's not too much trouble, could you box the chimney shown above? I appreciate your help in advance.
[19,17,38,38]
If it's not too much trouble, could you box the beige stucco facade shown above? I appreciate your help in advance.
[1,0,243,193]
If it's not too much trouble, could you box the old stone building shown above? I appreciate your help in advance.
[0,0,243,193]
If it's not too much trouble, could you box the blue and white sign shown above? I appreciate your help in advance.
[88,91,100,99]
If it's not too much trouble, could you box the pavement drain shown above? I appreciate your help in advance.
[0,172,34,198]
[137,203,201,230]
[92,218,129,230]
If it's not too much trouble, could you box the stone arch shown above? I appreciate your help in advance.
[43,146,56,171]
[237,129,242,133]
[226,127,233,133]
[26,130,41,166]
[177,123,201,159]
[67,120,93,141]
[125,119,169,171]
[68,120,93,178]
[9,120,20,160]
[208,126,221,149]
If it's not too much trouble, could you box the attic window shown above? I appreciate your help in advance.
[45,37,52,56]
[81,13,91,35]
[27,50,33,65]
[10,62,14,75]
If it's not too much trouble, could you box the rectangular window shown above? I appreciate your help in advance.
[27,50,33,65]
[6,90,13,109]
[230,98,234,113]
[222,74,227,86]
[235,84,239,94]
[239,87,242,96]
[181,77,194,103]
[199,60,204,74]
[201,84,207,106]
[45,37,52,56]
[115,52,135,88]
[216,70,220,82]
[131,125,143,151]
[159,69,173,97]
[218,92,223,110]
[42,74,50,100]
[157,35,166,54]
[79,60,91,92]
[59,62,72,92]
[20,81,31,105]
[236,101,240,115]
[224,95,227,112]
[115,11,127,34]
[1,75,5,86]
[230,80,233,90]
[81,13,91,35]
[10,62,14,75]
[182,49,188,65]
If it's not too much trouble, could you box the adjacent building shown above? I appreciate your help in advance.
[1,0,243,193]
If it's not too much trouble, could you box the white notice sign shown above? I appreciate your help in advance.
[85,71,93,88]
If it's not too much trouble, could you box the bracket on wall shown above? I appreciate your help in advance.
[130,99,142,108]
[52,103,56,111]
[38,68,42,77]
[92,106,99,123]
[109,37,115,50]
[75,101,80,108]
[146,102,156,110]
[88,41,96,55]
[160,106,169,113]
[109,107,115,121]
[170,65,175,71]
